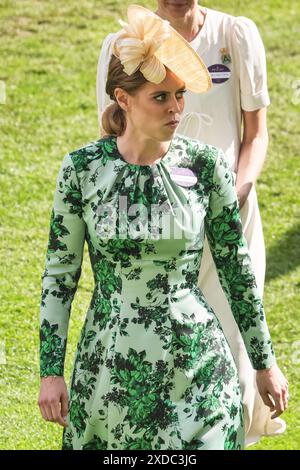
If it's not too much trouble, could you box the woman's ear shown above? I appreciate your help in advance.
[114,88,131,112]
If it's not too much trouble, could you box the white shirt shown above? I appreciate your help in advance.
[96,7,270,171]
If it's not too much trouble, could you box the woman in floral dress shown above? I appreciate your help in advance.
[96,1,287,444]
[38,5,288,450]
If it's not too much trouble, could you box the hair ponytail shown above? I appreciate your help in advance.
[101,102,126,137]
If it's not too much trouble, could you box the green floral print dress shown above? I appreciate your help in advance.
[39,134,275,450]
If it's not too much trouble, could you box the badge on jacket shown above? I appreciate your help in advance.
[170,167,198,187]
[220,47,231,64]
[208,64,231,84]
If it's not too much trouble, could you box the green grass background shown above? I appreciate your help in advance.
[0,0,299,450]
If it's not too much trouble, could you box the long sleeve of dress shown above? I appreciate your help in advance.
[204,149,276,370]
[39,153,85,377]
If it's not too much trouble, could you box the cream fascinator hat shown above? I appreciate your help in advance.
[111,4,211,93]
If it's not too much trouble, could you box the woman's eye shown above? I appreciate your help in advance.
[154,94,166,102]
[154,90,186,102]
[176,90,187,99]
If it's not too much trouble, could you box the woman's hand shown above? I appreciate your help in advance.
[237,182,252,209]
[38,376,69,427]
[256,363,289,419]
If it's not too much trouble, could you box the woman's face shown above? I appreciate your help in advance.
[116,69,186,142]
[156,0,198,18]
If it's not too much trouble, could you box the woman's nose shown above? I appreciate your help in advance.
[168,96,181,114]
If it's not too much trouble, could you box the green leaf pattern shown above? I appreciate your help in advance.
[40,135,275,450]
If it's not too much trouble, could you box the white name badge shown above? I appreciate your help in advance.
[170,167,198,187]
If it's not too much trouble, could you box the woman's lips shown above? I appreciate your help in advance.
[165,120,180,128]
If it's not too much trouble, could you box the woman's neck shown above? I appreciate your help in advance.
[116,132,171,166]
[155,5,206,42]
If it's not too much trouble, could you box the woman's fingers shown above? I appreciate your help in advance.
[256,364,289,420]
[50,400,68,428]
[39,403,50,422]
[40,401,54,422]
[261,392,276,411]
[270,389,285,419]
[282,387,289,410]
[61,392,69,426]
[271,409,283,419]
[38,376,69,426]
[262,384,289,419]
[38,395,68,427]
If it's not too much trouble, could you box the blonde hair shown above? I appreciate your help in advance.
[101,54,148,137]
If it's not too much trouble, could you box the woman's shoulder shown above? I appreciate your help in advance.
[206,7,260,45]
[171,134,227,185]
[172,133,221,164]
[66,135,117,173]
[207,6,257,28]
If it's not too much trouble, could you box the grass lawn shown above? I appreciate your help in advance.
[0,0,299,450]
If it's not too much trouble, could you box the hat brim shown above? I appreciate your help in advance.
[127,4,211,93]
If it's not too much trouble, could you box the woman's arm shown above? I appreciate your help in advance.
[204,149,288,416]
[236,108,269,208]
[232,16,270,208]
[38,152,85,426]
